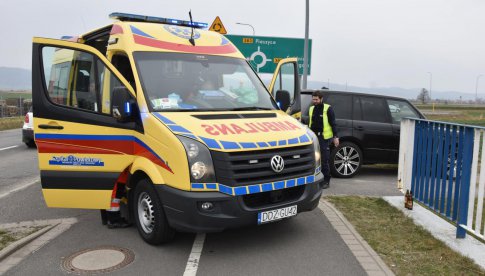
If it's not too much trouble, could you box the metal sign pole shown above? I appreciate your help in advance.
[302,0,309,89]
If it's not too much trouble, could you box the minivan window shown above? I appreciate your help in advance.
[326,94,352,120]
[359,96,389,123]
[387,99,420,124]
[134,52,278,111]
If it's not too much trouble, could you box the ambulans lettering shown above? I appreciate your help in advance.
[201,121,300,136]
[49,155,104,166]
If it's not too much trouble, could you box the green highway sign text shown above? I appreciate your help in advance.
[226,35,312,75]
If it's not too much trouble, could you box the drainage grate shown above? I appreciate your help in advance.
[61,245,135,274]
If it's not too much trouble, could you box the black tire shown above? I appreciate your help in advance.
[330,142,363,178]
[133,179,174,244]
[25,140,36,148]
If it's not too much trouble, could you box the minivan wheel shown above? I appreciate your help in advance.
[330,142,362,178]
[133,179,174,245]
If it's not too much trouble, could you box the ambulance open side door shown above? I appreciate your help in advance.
[32,37,137,209]
[268,58,301,120]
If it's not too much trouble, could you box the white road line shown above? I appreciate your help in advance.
[0,178,39,199]
[0,145,19,151]
[183,233,206,276]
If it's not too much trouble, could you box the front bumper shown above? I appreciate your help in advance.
[156,173,324,233]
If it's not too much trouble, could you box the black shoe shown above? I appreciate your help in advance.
[322,178,330,189]
[107,218,132,229]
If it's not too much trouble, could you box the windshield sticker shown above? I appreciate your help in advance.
[49,156,104,167]
[201,121,301,136]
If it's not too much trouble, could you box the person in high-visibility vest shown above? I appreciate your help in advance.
[309,90,339,189]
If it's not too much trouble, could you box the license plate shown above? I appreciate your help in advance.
[258,205,297,224]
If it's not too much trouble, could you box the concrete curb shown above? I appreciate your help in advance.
[0,218,78,275]
[319,198,395,276]
[0,224,57,262]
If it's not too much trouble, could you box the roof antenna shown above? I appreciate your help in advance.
[188,10,195,46]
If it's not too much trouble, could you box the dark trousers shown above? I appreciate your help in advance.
[317,135,332,181]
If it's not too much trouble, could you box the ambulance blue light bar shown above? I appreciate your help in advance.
[109,12,208,29]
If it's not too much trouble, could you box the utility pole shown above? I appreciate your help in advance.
[302,0,309,89]
[475,74,483,104]
[427,72,432,101]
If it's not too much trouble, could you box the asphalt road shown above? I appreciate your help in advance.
[0,129,39,197]
[0,128,401,275]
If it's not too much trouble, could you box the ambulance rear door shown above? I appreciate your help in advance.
[268,58,301,119]
[32,38,137,209]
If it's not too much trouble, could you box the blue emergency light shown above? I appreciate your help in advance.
[125,101,131,115]
[109,12,208,29]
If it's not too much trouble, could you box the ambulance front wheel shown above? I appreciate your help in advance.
[133,179,175,244]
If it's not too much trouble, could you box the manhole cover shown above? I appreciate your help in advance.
[61,245,134,274]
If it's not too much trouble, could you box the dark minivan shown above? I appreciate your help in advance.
[302,90,425,178]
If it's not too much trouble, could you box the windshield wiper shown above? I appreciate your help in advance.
[229,107,274,111]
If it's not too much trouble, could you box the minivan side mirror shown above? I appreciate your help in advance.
[111,87,135,122]
[275,90,291,112]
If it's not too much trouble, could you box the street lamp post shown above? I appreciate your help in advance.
[302,0,310,89]
[475,74,483,103]
[235,22,255,36]
[427,72,432,101]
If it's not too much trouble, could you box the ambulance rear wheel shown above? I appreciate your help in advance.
[133,179,174,244]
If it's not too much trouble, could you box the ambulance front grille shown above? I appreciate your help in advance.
[211,145,315,187]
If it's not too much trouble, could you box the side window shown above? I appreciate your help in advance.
[41,47,130,115]
[359,96,389,123]
[387,99,420,124]
[42,47,98,112]
[353,96,362,120]
[326,94,352,120]
[272,63,296,103]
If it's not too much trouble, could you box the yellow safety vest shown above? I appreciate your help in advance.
[309,104,334,139]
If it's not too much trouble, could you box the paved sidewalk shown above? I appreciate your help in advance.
[319,199,395,276]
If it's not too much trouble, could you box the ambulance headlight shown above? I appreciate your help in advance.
[191,162,207,179]
[178,136,216,183]
[307,130,321,169]
[187,142,200,158]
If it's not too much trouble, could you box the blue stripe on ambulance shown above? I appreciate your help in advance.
[190,175,316,195]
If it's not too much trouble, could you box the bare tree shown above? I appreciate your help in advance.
[417,88,430,104]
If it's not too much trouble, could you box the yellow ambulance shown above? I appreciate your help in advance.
[32,13,323,244]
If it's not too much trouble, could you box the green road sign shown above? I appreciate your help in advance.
[225,35,312,75]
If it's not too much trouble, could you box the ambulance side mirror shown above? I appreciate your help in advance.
[112,87,135,122]
[275,90,291,112]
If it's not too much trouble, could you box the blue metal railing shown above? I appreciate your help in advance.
[402,118,481,238]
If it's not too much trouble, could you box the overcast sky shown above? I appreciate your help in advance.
[1,0,484,94]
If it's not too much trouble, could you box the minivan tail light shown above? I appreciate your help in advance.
[24,114,29,124]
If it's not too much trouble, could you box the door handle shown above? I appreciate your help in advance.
[355,126,364,131]
[38,124,64,130]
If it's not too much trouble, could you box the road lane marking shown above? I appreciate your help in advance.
[0,177,39,199]
[0,145,19,151]
[183,233,206,276]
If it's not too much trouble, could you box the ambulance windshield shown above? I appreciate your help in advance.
[134,52,278,111]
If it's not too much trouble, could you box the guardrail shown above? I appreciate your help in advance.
[398,118,485,240]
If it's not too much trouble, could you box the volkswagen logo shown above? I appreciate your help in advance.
[270,155,285,173]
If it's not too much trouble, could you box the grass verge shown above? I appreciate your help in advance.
[0,226,46,251]
[326,196,485,275]
[0,117,23,131]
